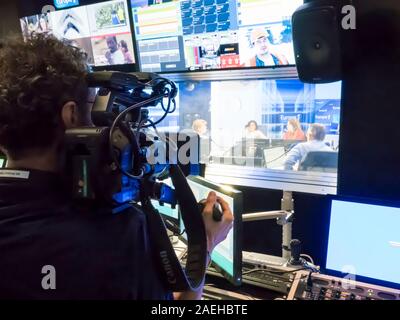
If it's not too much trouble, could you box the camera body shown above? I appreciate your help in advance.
[65,71,199,207]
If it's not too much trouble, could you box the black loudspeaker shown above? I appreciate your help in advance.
[292,1,342,83]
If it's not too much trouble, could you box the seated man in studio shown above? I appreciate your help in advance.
[0,35,233,299]
[283,124,332,171]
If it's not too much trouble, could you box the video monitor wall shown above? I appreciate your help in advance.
[20,0,136,67]
[131,0,303,73]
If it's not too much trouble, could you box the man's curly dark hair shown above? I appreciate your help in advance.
[0,34,88,159]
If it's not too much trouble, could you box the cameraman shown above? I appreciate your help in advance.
[0,35,233,300]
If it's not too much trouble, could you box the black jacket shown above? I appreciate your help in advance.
[0,169,171,300]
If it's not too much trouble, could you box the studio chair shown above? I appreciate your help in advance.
[299,151,339,173]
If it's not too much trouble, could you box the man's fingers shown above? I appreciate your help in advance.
[216,196,229,211]
[203,192,217,214]
[217,197,234,222]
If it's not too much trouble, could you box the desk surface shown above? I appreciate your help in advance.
[205,273,286,300]
[173,240,291,300]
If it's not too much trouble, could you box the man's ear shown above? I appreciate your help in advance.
[61,101,79,129]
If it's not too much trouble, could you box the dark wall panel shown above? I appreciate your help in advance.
[338,0,400,200]
[0,0,21,39]
[236,186,330,266]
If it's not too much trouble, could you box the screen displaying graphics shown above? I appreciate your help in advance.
[131,0,303,72]
[326,199,400,287]
[20,0,135,67]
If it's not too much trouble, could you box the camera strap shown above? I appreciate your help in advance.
[140,165,207,292]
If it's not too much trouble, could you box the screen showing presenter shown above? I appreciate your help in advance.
[246,28,289,67]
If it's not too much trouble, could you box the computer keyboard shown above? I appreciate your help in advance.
[242,267,294,294]
[202,285,258,300]
[243,251,288,267]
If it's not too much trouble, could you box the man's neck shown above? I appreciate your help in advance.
[6,151,59,173]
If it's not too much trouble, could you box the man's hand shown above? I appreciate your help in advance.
[174,192,233,301]
[202,191,234,254]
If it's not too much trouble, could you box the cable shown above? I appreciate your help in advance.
[108,94,166,180]
[242,267,305,276]
[143,94,175,128]
[146,119,178,153]
[264,143,297,165]
[160,88,171,113]
[145,77,177,114]
[181,251,189,261]
[300,254,314,265]
[106,77,177,186]
[169,229,186,238]
[133,118,178,180]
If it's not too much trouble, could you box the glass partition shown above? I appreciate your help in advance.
[149,78,342,194]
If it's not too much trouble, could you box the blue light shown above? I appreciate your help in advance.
[54,0,80,10]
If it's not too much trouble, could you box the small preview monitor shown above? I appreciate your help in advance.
[19,0,136,69]
[131,0,303,73]
[180,176,242,285]
[324,197,400,289]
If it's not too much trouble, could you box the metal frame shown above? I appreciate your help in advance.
[243,210,293,261]
[205,164,338,195]
[161,66,299,82]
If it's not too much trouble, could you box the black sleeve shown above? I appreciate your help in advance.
[118,206,173,300]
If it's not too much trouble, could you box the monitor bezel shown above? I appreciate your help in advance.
[181,175,243,286]
[140,64,297,75]
[322,194,400,290]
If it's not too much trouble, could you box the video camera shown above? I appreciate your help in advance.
[65,71,208,292]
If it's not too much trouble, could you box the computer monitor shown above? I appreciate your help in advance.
[324,197,400,289]
[19,0,136,69]
[180,176,242,285]
[130,0,303,73]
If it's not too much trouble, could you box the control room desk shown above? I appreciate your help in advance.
[204,272,286,300]
[173,236,289,300]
